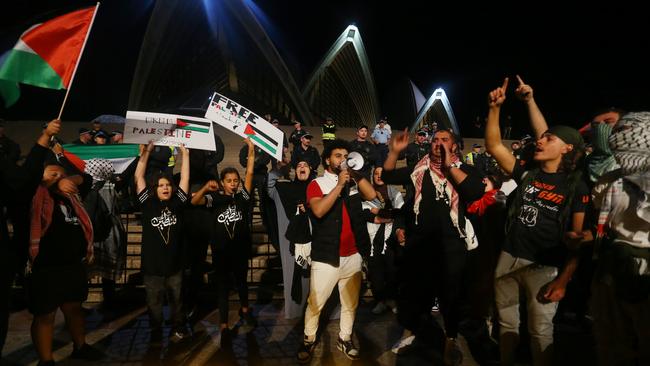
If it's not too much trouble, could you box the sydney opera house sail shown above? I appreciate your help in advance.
[302,26,380,127]
[128,0,312,123]
[128,0,458,133]
[412,88,460,135]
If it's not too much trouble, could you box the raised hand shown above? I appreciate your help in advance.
[488,77,509,108]
[178,143,189,155]
[244,137,254,150]
[205,180,219,192]
[390,128,409,152]
[57,177,79,195]
[44,119,61,137]
[146,141,154,153]
[514,74,533,102]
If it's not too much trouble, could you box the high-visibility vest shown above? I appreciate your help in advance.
[322,123,336,140]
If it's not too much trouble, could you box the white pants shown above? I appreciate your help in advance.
[304,253,362,341]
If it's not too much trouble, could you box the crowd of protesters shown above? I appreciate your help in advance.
[0,77,648,366]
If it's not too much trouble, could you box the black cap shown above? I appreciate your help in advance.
[416,129,427,136]
[292,120,300,125]
[272,119,279,124]
[94,130,108,139]
[302,132,313,139]
[325,116,333,121]
[472,143,482,148]
[78,128,91,135]
[358,124,368,130]
[111,130,123,136]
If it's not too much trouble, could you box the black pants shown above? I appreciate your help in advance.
[398,234,467,338]
[368,248,398,302]
[215,250,249,324]
[183,206,214,311]
[144,271,183,330]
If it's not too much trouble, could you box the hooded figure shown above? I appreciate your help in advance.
[267,160,313,318]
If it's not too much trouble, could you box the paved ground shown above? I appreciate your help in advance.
[2,289,594,366]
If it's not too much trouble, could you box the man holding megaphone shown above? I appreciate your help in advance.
[296,139,376,364]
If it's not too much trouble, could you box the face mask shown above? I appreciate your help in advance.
[591,123,613,155]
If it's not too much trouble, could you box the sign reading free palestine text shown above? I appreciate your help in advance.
[124,111,216,151]
[205,92,284,161]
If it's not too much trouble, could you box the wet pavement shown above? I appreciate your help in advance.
[2,290,594,366]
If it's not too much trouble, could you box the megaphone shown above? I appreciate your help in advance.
[343,151,365,171]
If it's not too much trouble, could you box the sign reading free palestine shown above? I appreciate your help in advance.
[124,111,216,151]
[205,92,284,161]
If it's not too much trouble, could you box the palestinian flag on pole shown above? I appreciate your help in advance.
[0,6,97,107]
[62,143,140,175]
[176,118,211,133]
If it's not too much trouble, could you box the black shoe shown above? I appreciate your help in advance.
[70,343,105,361]
[239,308,257,332]
[336,337,360,361]
[170,325,191,343]
[36,361,56,366]
[296,336,317,364]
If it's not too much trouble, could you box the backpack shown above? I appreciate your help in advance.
[84,181,113,242]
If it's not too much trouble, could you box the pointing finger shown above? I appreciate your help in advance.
[516,74,525,86]
[501,77,509,91]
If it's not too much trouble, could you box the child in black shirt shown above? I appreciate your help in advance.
[192,139,256,339]
[134,142,190,343]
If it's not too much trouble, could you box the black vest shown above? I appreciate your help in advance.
[310,189,369,267]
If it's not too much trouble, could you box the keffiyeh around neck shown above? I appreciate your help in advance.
[410,153,477,249]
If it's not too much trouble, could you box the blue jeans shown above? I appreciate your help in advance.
[144,271,183,329]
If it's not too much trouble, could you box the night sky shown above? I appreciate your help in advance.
[2,0,649,138]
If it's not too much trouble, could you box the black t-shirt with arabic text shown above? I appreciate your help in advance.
[206,189,251,253]
[138,188,188,275]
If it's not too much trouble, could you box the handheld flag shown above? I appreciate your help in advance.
[0,5,98,108]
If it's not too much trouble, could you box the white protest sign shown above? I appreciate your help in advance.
[204,92,284,160]
[124,111,216,151]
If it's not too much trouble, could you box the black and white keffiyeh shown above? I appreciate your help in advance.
[85,158,115,183]
[609,112,650,176]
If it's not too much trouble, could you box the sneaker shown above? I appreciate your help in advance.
[170,325,191,343]
[239,308,257,332]
[70,343,105,361]
[336,337,360,361]
[443,337,463,366]
[371,301,388,315]
[296,336,317,364]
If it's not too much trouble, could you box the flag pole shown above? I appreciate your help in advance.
[56,2,100,120]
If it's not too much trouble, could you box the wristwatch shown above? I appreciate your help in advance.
[448,161,462,169]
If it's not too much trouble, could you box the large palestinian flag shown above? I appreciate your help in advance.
[63,144,140,176]
[0,6,97,107]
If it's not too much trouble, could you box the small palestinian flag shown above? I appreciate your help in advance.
[244,123,278,156]
[176,118,210,133]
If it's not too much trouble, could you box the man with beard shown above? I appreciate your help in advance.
[382,128,485,366]
[296,139,375,363]
[267,159,313,319]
